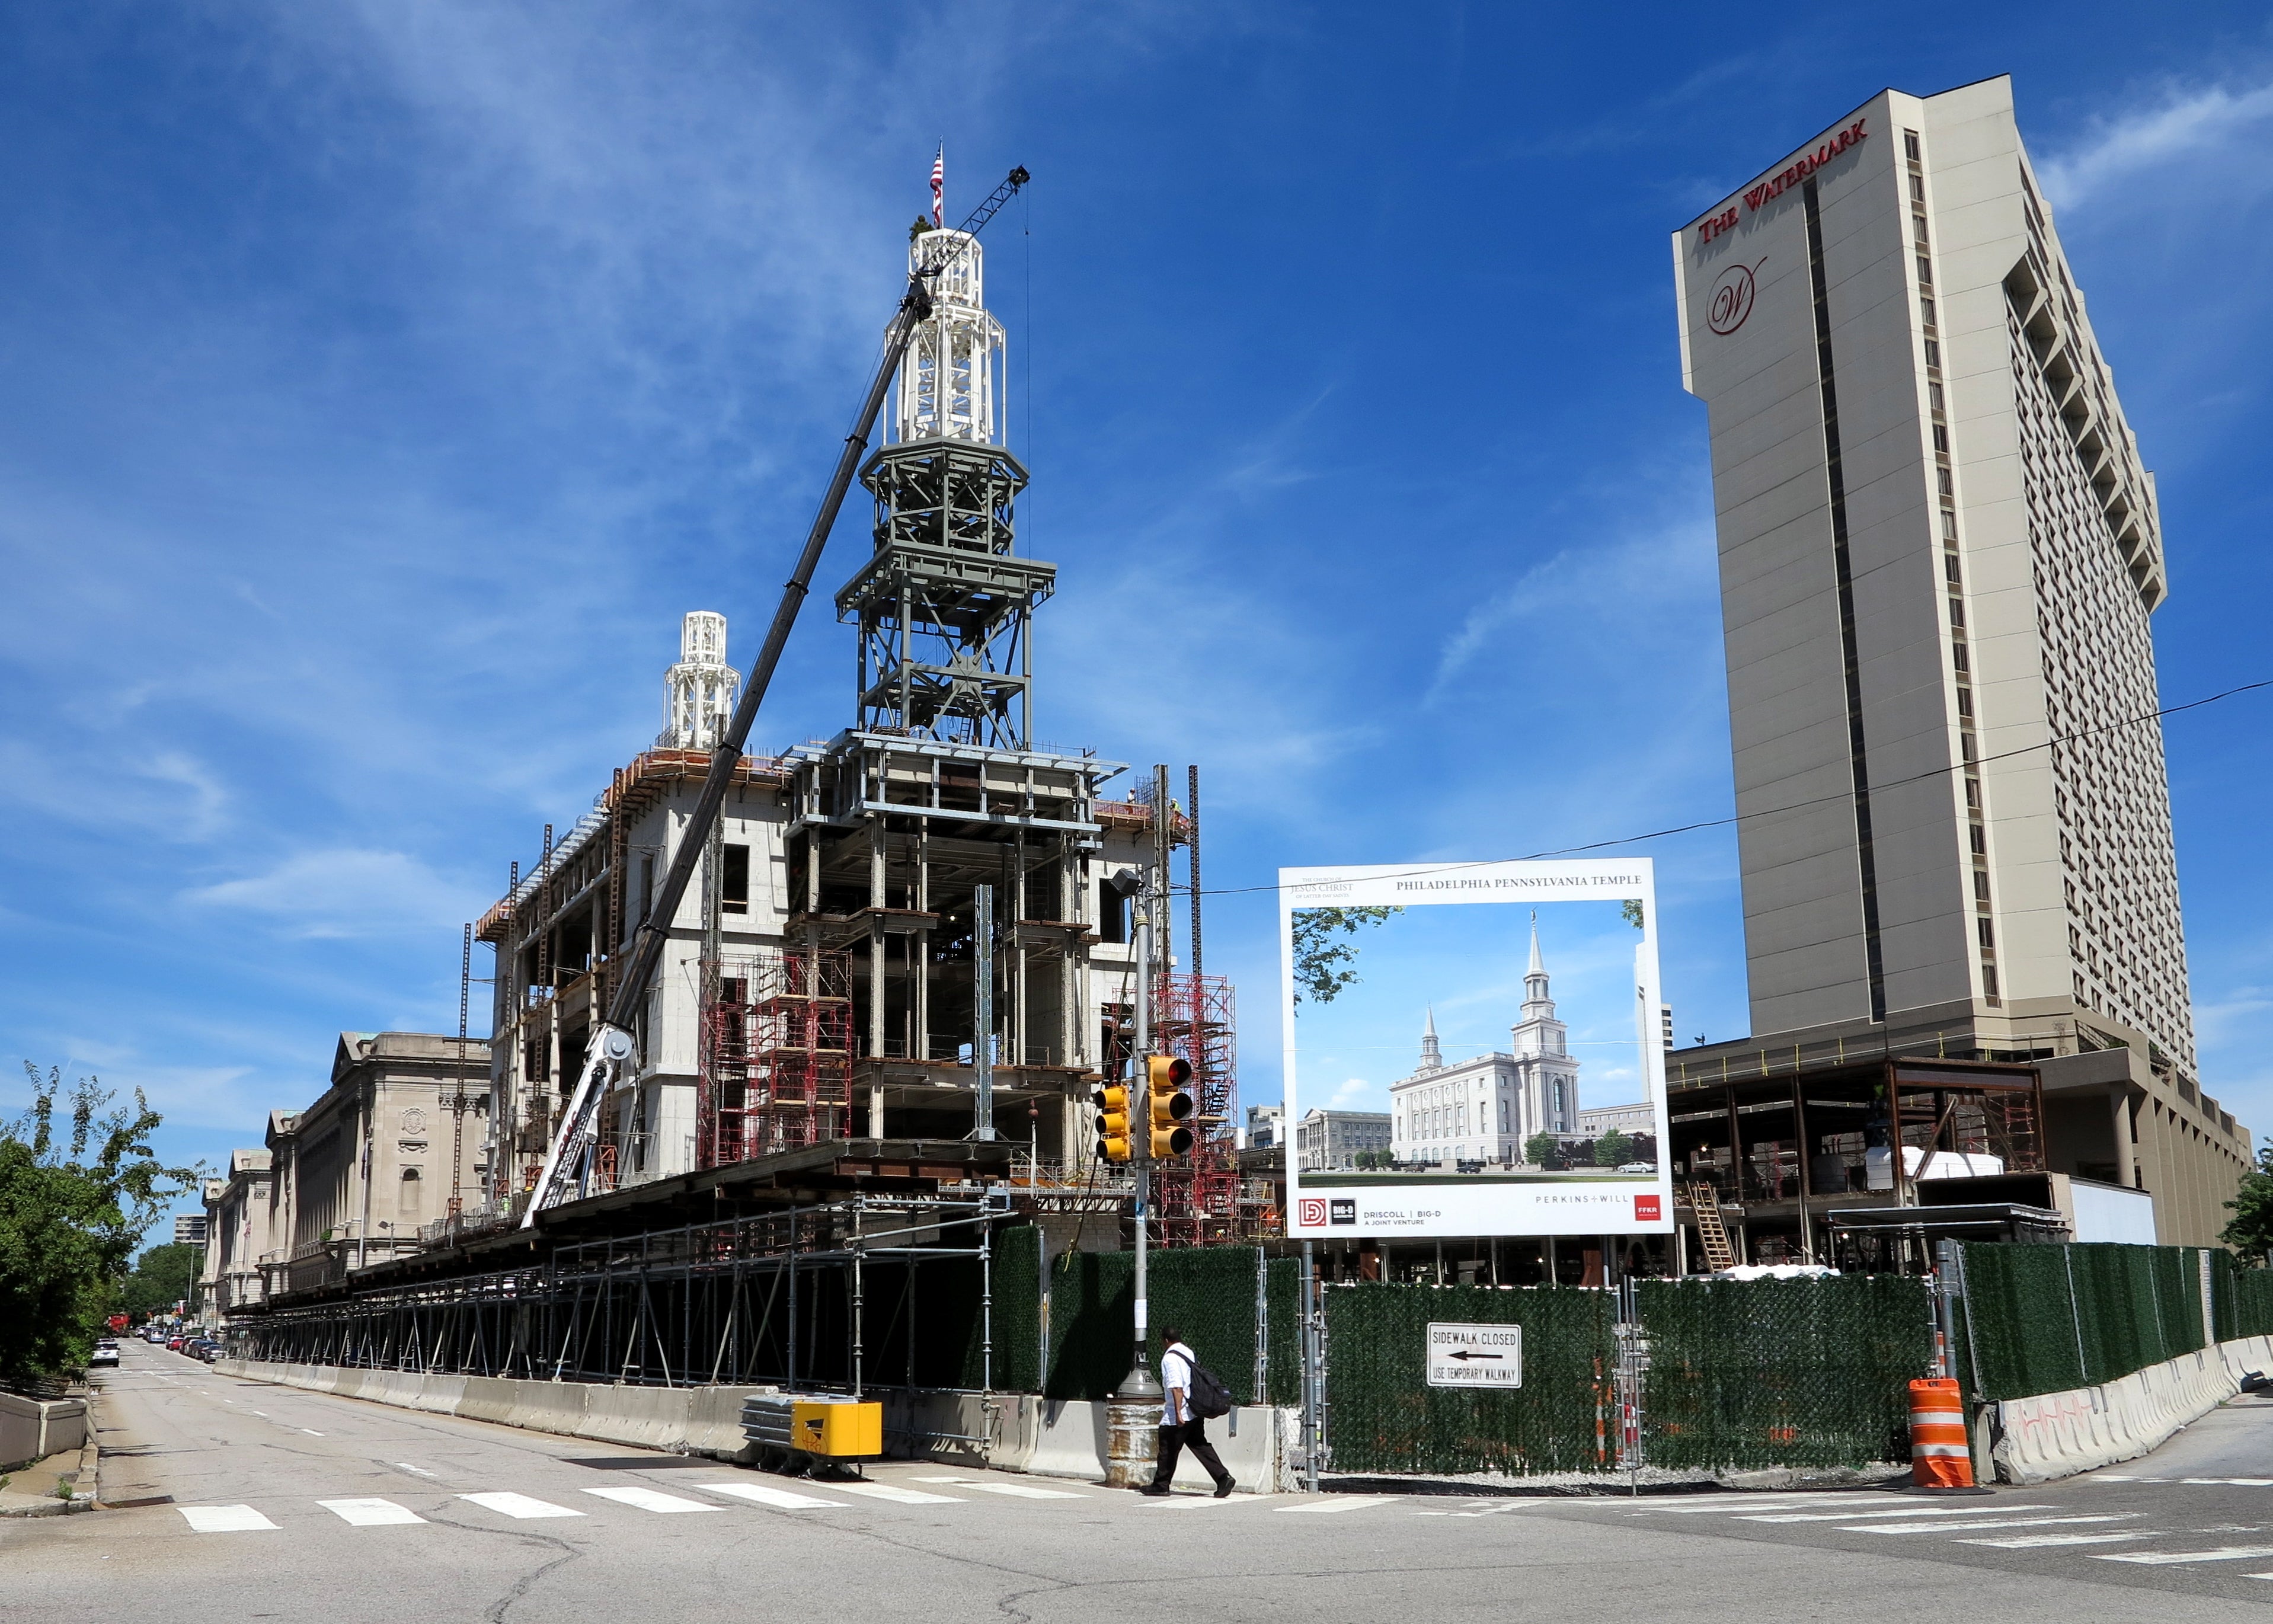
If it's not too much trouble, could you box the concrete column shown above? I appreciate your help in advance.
[2111,1084,2137,1190]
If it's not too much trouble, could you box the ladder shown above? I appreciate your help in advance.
[1689,1181,1737,1273]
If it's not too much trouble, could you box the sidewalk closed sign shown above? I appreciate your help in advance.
[1425,1322,1523,1389]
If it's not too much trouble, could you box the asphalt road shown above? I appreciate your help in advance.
[12,1338,2273,1623]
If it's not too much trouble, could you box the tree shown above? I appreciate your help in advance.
[1523,1131,1561,1169]
[0,1064,200,1389]
[1290,907,1403,1006]
[1594,1129,1633,1167]
[120,1243,202,1318]
[2224,1140,2273,1265]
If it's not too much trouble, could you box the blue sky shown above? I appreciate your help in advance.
[2,5,2270,1235]
[1291,900,1647,1121]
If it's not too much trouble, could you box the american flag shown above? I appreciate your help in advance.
[929,146,943,228]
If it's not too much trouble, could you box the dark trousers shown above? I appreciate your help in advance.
[1151,1418,1231,1489]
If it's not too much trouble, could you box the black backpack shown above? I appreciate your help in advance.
[1186,1360,1233,1420]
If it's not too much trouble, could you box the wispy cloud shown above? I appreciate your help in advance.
[183,849,481,939]
[2039,79,2273,210]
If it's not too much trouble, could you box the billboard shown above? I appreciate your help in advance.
[1279,858,1672,1240]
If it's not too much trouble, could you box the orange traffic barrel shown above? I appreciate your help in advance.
[1908,1377,1973,1488]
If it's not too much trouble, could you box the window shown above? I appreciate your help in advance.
[1097,880,1129,944]
[1925,339,1940,367]
[1917,256,1933,286]
[1983,964,2000,998]
[721,843,750,915]
[1977,918,1997,951]
[1910,172,1925,201]
[1920,296,1936,326]
[1970,824,1988,855]
[1944,553,1962,583]
[1955,686,1973,718]
[1938,467,1954,496]
[1948,596,1965,627]
[1951,642,1968,673]
[1942,509,1958,540]
[1929,381,1945,411]
[1904,130,1922,161]
[1964,775,1981,809]
[1974,870,1991,903]
[1932,424,1949,453]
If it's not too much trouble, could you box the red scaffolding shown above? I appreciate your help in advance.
[698,951,854,1167]
[1150,971,1242,1246]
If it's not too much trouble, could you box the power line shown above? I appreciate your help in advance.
[1191,677,2273,901]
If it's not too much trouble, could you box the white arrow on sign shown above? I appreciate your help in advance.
[1425,1322,1523,1389]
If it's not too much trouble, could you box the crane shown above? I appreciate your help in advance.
[522,165,1032,1226]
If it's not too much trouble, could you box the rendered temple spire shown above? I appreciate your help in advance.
[1418,1007,1443,1074]
[835,217,1053,747]
[659,611,739,750]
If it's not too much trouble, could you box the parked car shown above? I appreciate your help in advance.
[195,1342,223,1363]
[89,1342,120,1367]
[167,1335,187,1352]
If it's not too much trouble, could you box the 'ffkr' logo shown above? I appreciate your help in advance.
[1296,1197,1328,1229]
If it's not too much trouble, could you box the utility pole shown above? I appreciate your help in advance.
[974,884,996,1141]
[1105,770,1168,1484]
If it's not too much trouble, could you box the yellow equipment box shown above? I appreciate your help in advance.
[791,1398,883,1459]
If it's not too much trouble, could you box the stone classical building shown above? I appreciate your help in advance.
[1670,75,2250,1245]
[197,1150,274,1321]
[258,1032,491,1295]
[1294,1108,1391,1172]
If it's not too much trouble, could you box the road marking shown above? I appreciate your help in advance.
[2097,1546,2273,1565]
[695,1482,848,1510]
[911,1479,1088,1500]
[1281,1496,1393,1514]
[830,1482,964,1504]
[1842,1514,2140,1535]
[177,1505,279,1533]
[1144,1494,1250,1508]
[1742,1504,2053,1523]
[1961,1531,2167,1549]
[1660,1497,1917,1515]
[396,1464,438,1477]
[459,1492,584,1520]
[582,1486,720,1514]
[302,1430,326,1436]
[319,1498,426,1527]
[2181,1478,2273,1487]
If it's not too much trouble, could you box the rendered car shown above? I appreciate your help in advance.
[1616,1162,1656,1174]
[88,1344,120,1367]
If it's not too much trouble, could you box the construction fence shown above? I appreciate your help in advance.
[1950,1241,2273,1405]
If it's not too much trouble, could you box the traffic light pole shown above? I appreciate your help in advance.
[1118,871,1160,1402]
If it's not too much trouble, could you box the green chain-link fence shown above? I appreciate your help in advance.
[1638,1275,1934,1470]
[1321,1284,1616,1475]
[1955,1242,2208,1403]
[1046,1245,1273,1402]
[2216,1251,2273,1341]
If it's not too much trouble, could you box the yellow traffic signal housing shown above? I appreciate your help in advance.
[1094,1084,1133,1162]
[1145,1055,1195,1156]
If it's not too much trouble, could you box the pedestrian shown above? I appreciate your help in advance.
[1140,1326,1235,1498]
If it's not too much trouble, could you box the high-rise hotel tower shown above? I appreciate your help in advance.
[1670,76,2249,1243]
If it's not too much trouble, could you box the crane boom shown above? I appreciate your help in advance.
[523,166,1030,1225]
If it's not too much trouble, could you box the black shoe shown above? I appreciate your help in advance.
[1213,1479,1235,1499]
[1137,1485,1172,1497]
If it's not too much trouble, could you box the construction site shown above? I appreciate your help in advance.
[231,174,1262,1418]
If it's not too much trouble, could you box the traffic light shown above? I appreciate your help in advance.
[1094,1084,1133,1162]
[1145,1055,1195,1156]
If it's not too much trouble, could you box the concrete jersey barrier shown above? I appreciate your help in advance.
[1991,1334,2273,1484]
[209,1358,1295,1489]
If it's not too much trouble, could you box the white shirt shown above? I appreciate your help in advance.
[1160,1342,1195,1426]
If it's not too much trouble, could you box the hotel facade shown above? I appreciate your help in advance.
[1670,76,2249,1245]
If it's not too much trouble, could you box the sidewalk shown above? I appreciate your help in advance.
[0,1436,99,1517]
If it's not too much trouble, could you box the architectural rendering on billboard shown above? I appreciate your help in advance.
[1278,859,1673,1240]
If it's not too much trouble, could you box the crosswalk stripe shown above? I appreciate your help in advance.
[1840,1514,2139,1535]
[830,1482,964,1504]
[1280,1497,1393,1514]
[1661,1497,1917,1515]
[910,1479,1088,1500]
[177,1505,279,1533]
[582,1486,720,1514]
[694,1482,848,1510]
[1960,1532,2167,1549]
[319,1498,426,1526]
[1145,1494,1249,1508]
[459,1491,584,1520]
[2096,1546,2273,1565]
[1742,1504,2052,1523]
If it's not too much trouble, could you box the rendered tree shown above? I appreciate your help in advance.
[1593,1129,1634,1167]
[1290,907,1404,1006]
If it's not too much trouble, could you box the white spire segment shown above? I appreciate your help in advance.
[1418,1007,1443,1074]
[895,229,1007,446]
[660,610,739,750]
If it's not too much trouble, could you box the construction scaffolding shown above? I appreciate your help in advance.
[700,951,856,1166]
[1150,972,1242,1246]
